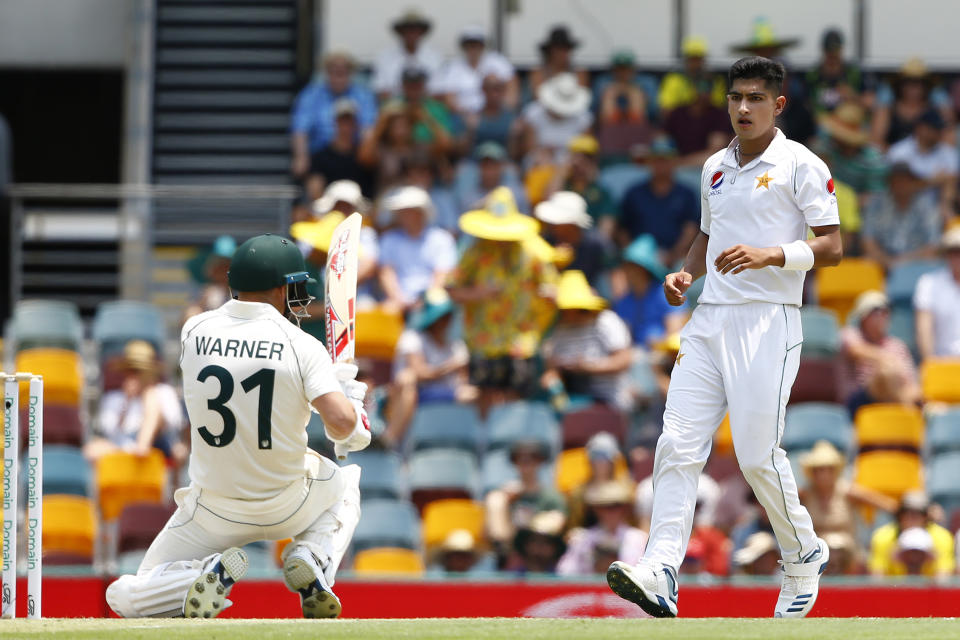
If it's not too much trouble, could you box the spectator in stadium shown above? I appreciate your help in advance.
[618,136,699,266]
[534,191,612,286]
[840,290,922,415]
[540,270,632,411]
[914,228,960,360]
[465,74,519,154]
[613,234,687,346]
[379,186,457,312]
[454,141,529,215]
[448,188,553,412]
[804,29,868,116]
[730,490,775,561]
[657,36,726,114]
[85,340,187,464]
[545,135,618,237]
[371,9,443,100]
[513,510,567,574]
[871,58,952,150]
[289,50,377,179]
[527,25,589,94]
[387,152,460,233]
[305,98,375,200]
[431,529,486,575]
[887,109,958,212]
[557,481,647,576]
[815,101,889,201]
[733,532,781,577]
[861,163,942,270]
[598,50,650,126]
[517,72,593,164]
[869,491,955,579]
[381,289,472,449]
[183,235,236,322]
[566,432,633,530]
[398,66,457,147]
[821,531,859,576]
[662,78,732,168]
[358,101,419,193]
[437,25,517,116]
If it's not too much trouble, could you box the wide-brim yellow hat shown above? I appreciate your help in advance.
[556,270,606,311]
[523,234,573,267]
[289,212,345,253]
[800,440,846,473]
[459,186,540,241]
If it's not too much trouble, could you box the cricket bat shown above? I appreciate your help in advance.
[324,211,361,459]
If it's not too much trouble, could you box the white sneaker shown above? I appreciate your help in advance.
[775,538,829,618]
[283,547,342,618]
[183,547,248,619]
[606,558,679,618]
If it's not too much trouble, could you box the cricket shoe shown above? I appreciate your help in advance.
[606,558,679,618]
[775,538,830,618]
[283,546,342,618]
[183,547,248,619]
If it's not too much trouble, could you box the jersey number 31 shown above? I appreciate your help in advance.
[196,365,275,449]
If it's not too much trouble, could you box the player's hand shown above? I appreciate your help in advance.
[331,362,359,382]
[663,271,693,306]
[333,407,372,458]
[714,245,780,275]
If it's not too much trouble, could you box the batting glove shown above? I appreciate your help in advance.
[332,405,372,458]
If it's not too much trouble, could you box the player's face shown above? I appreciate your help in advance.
[727,78,785,142]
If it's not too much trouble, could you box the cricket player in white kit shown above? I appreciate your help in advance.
[607,57,843,618]
[107,234,372,619]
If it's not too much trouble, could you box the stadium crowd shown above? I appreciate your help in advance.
[10,12,960,582]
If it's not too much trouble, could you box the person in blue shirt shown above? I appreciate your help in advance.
[613,235,688,346]
[290,50,378,178]
[618,136,700,268]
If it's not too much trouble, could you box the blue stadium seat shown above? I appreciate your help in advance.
[486,401,560,456]
[888,306,917,360]
[685,276,705,308]
[598,164,649,204]
[352,499,420,551]
[343,449,406,500]
[41,444,91,496]
[800,307,840,357]
[407,403,481,456]
[926,409,960,457]
[408,449,479,508]
[92,301,167,358]
[481,448,554,495]
[927,451,960,516]
[782,403,853,454]
[886,259,942,308]
[7,300,83,352]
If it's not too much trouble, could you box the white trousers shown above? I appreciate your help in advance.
[106,451,361,617]
[644,302,818,570]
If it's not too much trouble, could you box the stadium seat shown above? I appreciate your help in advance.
[921,358,960,403]
[886,259,942,308]
[854,404,924,451]
[407,403,481,456]
[421,499,484,549]
[927,451,960,518]
[783,403,853,454]
[42,494,97,559]
[7,300,83,352]
[561,404,628,449]
[13,349,84,407]
[92,301,167,358]
[353,547,424,575]
[42,444,91,496]
[814,258,884,324]
[116,502,177,553]
[352,499,420,551]
[342,449,406,500]
[354,308,404,360]
[888,307,918,360]
[799,307,840,357]
[408,449,478,512]
[598,164,650,204]
[854,450,923,500]
[95,449,168,521]
[790,357,842,404]
[714,414,733,456]
[555,448,592,494]
[486,401,559,455]
[926,409,960,456]
[628,357,659,399]
[20,404,84,448]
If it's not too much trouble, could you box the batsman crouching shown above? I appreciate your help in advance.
[107,234,370,619]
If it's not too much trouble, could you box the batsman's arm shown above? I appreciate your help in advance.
[311,392,357,441]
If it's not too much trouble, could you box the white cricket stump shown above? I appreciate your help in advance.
[2,373,43,619]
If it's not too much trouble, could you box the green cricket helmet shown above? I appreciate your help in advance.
[228,234,316,321]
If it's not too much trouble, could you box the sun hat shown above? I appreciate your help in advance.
[822,29,844,53]
[458,186,540,241]
[941,227,960,251]
[313,180,365,216]
[567,134,600,156]
[556,270,606,311]
[681,36,709,58]
[537,72,591,118]
[586,431,620,462]
[114,340,159,375]
[410,288,455,331]
[733,531,778,566]
[898,57,930,80]
[800,440,846,473]
[610,50,636,67]
[384,185,434,220]
[187,235,237,284]
[847,290,890,326]
[730,18,800,53]
[539,25,579,52]
[623,235,668,282]
[819,101,869,147]
[441,529,478,554]
[392,8,432,34]
[899,490,930,514]
[534,191,593,229]
[459,24,486,44]
[474,141,507,162]
[289,211,345,254]
[584,481,633,506]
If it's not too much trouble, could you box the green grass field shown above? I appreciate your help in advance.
[0,618,957,640]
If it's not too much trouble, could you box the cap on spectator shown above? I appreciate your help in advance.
[918,108,946,130]
[384,185,434,220]
[822,531,856,553]
[586,431,620,462]
[610,50,636,67]
[888,161,919,179]
[900,490,930,514]
[509,438,550,463]
[534,191,593,229]
[734,532,778,566]
[848,290,889,326]
[682,36,709,58]
[290,211,345,254]
[459,187,539,241]
[410,288,454,331]
[821,28,844,52]
[537,72,591,117]
[539,25,579,52]
[392,8,432,34]
[313,179,365,216]
[897,526,934,553]
[441,529,478,554]
[800,440,845,474]
[941,227,960,251]
[898,57,930,80]
[211,235,237,259]
[649,135,678,157]
[402,66,429,83]
[819,101,869,147]
[333,97,358,118]
[623,234,668,281]
[568,134,600,156]
[556,270,606,311]
[584,481,633,507]
[474,141,507,162]
[730,18,800,53]
[460,24,487,44]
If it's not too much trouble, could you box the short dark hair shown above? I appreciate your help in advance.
[729,56,785,94]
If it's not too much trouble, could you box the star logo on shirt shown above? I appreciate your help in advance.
[675,352,685,365]
[755,171,773,190]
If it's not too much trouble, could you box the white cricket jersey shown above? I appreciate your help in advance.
[180,299,341,500]
[698,130,840,306]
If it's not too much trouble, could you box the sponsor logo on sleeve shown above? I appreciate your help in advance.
[709,171,724,196]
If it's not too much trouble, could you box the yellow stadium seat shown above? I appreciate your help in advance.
[714,413,733,456]
[96,449,168,521]
[555,447,628,494]
[354,308,404,360]
[422,499,484,549]
[14,348,83,407]
[353,547,424,575]
[854,403,924,449]
[43,494,96,557]
[815,258,885,324]
[921,358,960,403]
[854,450,923,501]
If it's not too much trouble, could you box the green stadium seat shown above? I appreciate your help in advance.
[926,409,960,457]
[783,403,853,454]
[352,499,420,551]
[7,300,83,352]
[486,401,559,455]
[41,444,91,496]
[407,403,481,457]
[799,307,840,357]
[408,449,478,512]
[92,301,167,358]
[886,259,942,308]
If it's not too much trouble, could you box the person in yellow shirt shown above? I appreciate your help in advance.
[868,491,955,578]
[657,37,726,114]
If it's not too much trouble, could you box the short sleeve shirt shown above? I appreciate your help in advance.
[619,180,699,249]
[914,269,960,357]
[379,227,458,304]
